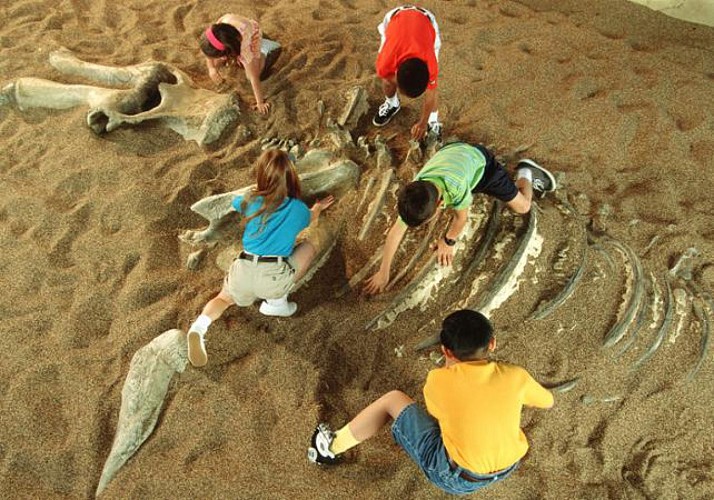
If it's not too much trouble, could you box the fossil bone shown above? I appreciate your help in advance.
[96,329,188,496]
[2,49,239,146]
[669,247,699,281]
[531,228,588,320]
[633,275,674,370]
[471,207,542,317]
[337,86,369,129]
[687,299,710,382]
[602,240,646,348]
[358,168,394,241]
[181,154,360,244]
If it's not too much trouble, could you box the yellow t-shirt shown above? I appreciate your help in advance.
[423,360,553,474]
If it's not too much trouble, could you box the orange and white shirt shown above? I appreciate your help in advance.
[375,6,441,89]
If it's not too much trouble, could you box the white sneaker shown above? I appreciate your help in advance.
[259,296,298,317]
[187,330,208,367]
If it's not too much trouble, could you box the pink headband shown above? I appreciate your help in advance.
[205,26,225,51]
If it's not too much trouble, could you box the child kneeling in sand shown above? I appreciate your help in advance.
[200,13,281,114]
[308,309,554,495]
[187,149,333,367]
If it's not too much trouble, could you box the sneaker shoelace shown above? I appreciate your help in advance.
[378,101,395,117]
[532,178,545,191]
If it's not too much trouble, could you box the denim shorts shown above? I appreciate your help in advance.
[391,403,519,495]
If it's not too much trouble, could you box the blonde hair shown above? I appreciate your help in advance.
[241,149,301,229]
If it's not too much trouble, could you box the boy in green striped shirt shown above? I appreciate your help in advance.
[363,142,556,295]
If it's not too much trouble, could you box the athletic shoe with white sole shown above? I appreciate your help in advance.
[517,159,557,195]
[259,298,297,317]
[308,423,340,465]
[372,99,401,127]
[187,330,208,367]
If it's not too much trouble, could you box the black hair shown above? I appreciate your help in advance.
[440,310,493,361]
[396,58,429,98]
[200,23,242,58]
[397,180,439,227]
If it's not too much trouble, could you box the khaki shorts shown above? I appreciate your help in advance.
[223,256,297,306]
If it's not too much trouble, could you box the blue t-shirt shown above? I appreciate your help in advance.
[232,195,311,256]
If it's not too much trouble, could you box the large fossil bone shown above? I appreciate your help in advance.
[96,329,188,496]
[1,49,239,145]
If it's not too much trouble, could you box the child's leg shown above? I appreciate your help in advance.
[290,240,318,282]
[332,390,415,455]
[187,289,235,367]
[197,289,235,323]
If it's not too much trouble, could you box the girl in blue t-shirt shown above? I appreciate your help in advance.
[187,149,333,367]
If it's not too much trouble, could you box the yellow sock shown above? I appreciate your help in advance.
[330,425,361,455]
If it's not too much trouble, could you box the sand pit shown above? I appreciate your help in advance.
[1,1,713,499]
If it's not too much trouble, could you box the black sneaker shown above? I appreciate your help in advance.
[307,423,339,465]
[517,159,557,195]
[372,99,400,127]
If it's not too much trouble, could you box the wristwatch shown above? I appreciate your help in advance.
[443,236,457,246]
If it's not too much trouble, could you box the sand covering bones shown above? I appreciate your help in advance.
[1,1,714,499]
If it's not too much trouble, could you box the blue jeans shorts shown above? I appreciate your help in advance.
[391,403,519,495]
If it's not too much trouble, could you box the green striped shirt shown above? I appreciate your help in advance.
[414,143,487,210]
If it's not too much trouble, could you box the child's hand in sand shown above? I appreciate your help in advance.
[411,120,428,141]
[363,268,389,295]
[253,100,272,114]
[208,68,224,85]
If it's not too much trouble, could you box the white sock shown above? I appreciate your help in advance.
[428,111,439,124]
[386,94,399,107]
[516,168,533,182]
[190,314,212,335]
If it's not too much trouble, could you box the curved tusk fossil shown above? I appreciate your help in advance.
[543,378,579,394]
[531,228,588,320]
[96,329,188,496]
[456,200,502,285]
[335,245,384,298]
[386,219,438,291]
[633,275,673,370]
[364,254,438,331]
[602,239,645,348]
[471,206,542,317]
[616,271,657,358]
[686,283,713,381]
[358,169,394,241]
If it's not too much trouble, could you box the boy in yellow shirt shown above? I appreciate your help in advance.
[307,310,554,495]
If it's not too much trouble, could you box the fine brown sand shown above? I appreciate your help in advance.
[1,1,713,499]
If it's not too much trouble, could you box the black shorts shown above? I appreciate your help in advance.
[472,145,518,203]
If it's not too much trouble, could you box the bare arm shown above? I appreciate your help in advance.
[245,57,270,114]
[363,221,408,295]
[435,208,468,266]
[205,57,224,83]
[411,88,438,140]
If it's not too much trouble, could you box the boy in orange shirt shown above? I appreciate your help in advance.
[307,309,554,495]
[373,5,442,141]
